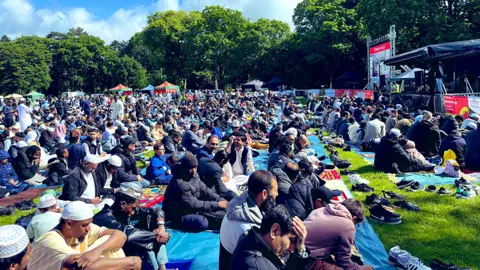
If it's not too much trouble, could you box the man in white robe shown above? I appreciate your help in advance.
[17,98,33,132]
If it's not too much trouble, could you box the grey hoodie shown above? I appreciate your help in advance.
[220,191,263,254]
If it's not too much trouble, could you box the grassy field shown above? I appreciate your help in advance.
[0,197,39,226]
[335,148,480,269]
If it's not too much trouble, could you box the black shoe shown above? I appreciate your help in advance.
[426,185,436,192]
[409,181,424,192]
[369,204,402,224]
[318,155,326,161]
[15,201,32,211]
[0,205,16,216]
[340,169,353,175]
[25,200,36,208]
[394,200,420,211]
[382,190,405,200]
[343,145,351,151]
[454,178,469,187]
[352,183,374,192]
[396,179,415,189]
[437,187,452,195]
[366,194,390,206]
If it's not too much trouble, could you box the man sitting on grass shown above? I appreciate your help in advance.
[26,194,62,243]
[28,201,141,270]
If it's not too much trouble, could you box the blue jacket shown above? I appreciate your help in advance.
[0,150,18,185]
[67,143,87,170]
[212,127,223,140]
[146,154,171,181]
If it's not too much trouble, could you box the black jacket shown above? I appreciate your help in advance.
[267,151,293,172]
[45,157,71,186]
[163,164,223,223]
[39,130,55,149]
[465,129,480,170]
[95,161,121,189]
[93,205,160,269]
[13,151,39,181]
[286,175,315,220]
[110,145,139,183]
[197,153,236,201]
[439,134,466,164]
[410,120,441,157]
[59,168,113,203]
[232,228,309,270]
[374,136,413,173]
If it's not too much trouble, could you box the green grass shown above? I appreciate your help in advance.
[334,148,480,269]
[0,197,39,226]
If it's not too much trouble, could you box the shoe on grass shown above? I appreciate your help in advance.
[0,205,16,216]
[394,200,420,212]
[388,246,410,264]
[455,186,476,199]
[396,179,415,189]
[426,185,436,192]
[437,187,452,195]
[348,173,369,185]
[369,204,402,225]
[366,194,390,206]
[352,183,374,193]
[382,190,405,200]
[409,181,424,192]
[340,169,353,175]
[406,257,432,270]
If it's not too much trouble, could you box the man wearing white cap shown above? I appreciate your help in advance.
[95,155,122,189]
[60,155,114,206]
[17,98,33,132]
[26,194,62,242]
[0,224,32,270]
[29,201,141,270]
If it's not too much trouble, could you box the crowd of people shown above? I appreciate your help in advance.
[0,90,478,270]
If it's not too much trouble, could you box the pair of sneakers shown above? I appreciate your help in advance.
[369,204,402,225]
[389,246,431,270]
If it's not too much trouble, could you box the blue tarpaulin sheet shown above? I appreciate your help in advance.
[308,135,332,165]
[395,173,473,186]
[166,230,220,270]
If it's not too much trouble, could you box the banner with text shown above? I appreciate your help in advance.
[444,95,469,118]
[324,89,374,99]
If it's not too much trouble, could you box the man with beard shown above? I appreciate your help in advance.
[28,201,141,270]
[219,170,278,270]
[163,153,228,232]
[93,182,171,270]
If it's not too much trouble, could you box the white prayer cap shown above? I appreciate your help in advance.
[61,201,94,221]
[47,127,55,132]
[107,155,122,167]
[396,104,403,110]
[38,194,57,209]
[20,98,26,101]
[285,127,298,138]
[0,225,29,259]
[231,120,241,128]
[84,155,101,164]
[26,130,37,143]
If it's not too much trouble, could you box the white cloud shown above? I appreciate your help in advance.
[0,0,147,44]
[0,0,300,43]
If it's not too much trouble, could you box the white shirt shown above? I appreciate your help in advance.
[230,146,254,177]
[80,170,96,199]
[18,103,33,132]
[104,168,113,189]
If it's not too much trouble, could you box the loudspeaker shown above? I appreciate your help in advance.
[415,71,424,86]
[380,75,386,86]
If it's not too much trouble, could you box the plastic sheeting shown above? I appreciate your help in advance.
[166,230,220,270]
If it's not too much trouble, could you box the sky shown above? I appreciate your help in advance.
[0,0,302,44]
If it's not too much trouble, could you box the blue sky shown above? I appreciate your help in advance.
[0,0,301,43]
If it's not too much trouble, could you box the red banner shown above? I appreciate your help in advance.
[369,42,391,54]
[334,89,374,100]
[444,95,469,118]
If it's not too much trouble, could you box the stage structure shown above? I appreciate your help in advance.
[366,25,396,90]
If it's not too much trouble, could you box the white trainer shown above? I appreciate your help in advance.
[348,173,369,185]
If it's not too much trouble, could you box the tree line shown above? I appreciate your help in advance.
[1,0,479,95]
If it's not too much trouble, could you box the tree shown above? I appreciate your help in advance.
[0,37,52,94]
[293,0,365,86]
[112,56,148,89]
[0,35,10,42]
[110,40,128,54]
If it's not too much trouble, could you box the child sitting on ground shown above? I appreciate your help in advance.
[0,150,29,194]
[401,140,429,165]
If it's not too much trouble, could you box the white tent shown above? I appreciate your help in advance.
[391,68,424,82]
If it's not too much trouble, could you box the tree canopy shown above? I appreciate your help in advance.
[1,1,480,94]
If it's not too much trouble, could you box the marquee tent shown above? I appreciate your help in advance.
[138,84,154,95]
[264,77,287,91]
[384,39,480,67]
[109,84,133,95]
[24,91,45,102]
[242,80,263,92]
[154,81,179,94]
